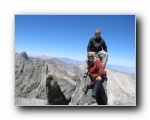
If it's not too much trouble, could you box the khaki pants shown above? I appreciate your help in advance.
[93,51,108,67]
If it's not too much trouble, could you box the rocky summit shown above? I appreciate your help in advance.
[15,52,136,106]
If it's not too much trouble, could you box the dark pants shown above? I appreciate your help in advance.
[91,79,107,105]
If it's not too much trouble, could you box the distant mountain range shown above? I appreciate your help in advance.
[107,64,135,75]
[59,58,85,65]
[28,54,85,65]
[29,54,135,75]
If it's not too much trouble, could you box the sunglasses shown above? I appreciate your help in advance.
[95,33,100,34]
[88,56,93,59]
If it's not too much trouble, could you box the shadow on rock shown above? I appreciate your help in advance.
[46,74,69,105]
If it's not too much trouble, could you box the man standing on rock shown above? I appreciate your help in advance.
[87,29,108,68]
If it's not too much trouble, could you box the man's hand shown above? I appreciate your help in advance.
[96,76,102,81]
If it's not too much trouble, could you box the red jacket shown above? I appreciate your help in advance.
[87,60,106,84]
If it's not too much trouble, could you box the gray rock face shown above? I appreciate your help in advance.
[69,76,97,105]
[15,52,136,106]
[15,52,48,100]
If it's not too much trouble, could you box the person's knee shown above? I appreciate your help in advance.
[103,52,108,61]
[99,51,108,58]
[95,80,102,86]
[104,52,108,57]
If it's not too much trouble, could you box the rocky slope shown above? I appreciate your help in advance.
[15,52,136,106]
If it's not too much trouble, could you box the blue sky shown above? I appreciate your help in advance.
[15,15,135,67]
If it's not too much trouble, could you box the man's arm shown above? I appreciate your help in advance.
[87,38,93,52]
[102,40,108,52]
[96,60,106,77]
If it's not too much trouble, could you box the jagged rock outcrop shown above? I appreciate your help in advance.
[15,52,48,100]
[15,52,136,106]
[15,52,79,105]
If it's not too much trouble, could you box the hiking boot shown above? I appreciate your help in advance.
[83,72,89,77]
[83,73,88,77]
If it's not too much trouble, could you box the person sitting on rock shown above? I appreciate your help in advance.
[87,29,108,68]
[86,52,107,105]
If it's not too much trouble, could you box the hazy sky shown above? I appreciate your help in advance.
[15,15,135,67]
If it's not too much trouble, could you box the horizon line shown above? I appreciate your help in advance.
[15,51,135,68]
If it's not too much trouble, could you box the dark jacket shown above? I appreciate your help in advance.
[87,37,107,52]
[86,60,106,85]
